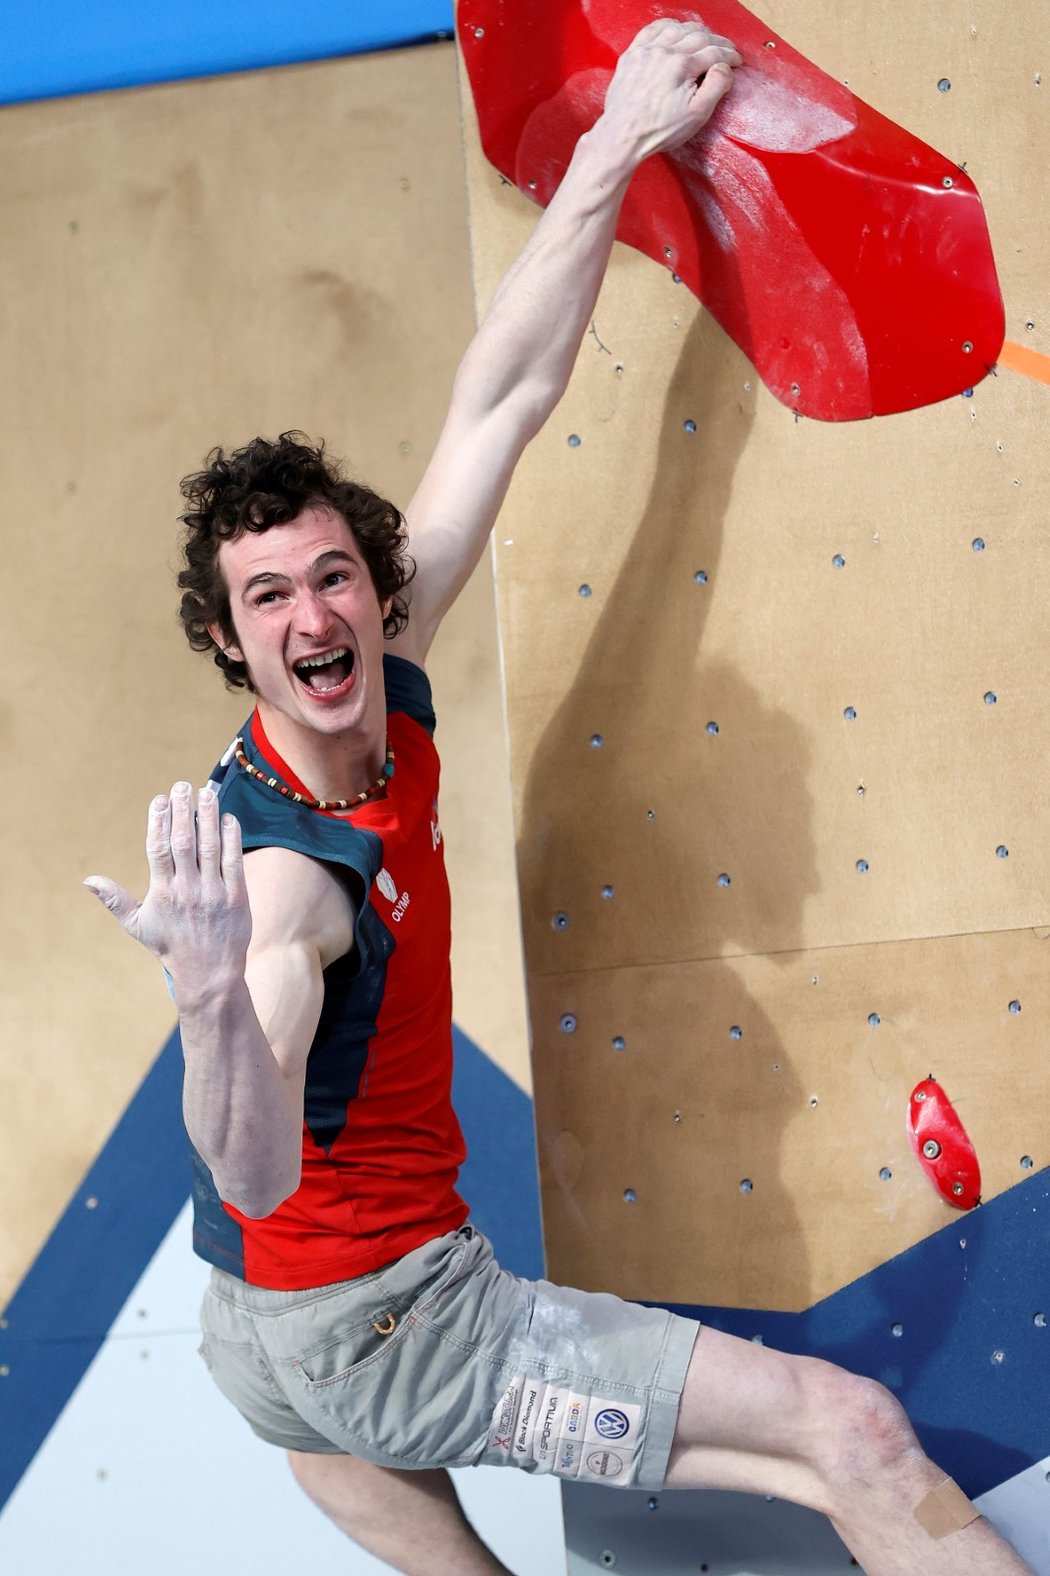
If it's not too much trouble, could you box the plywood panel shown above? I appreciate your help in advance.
[530,927,1047,1308]
[461,1,1050,1307]
[0,43,528,1308]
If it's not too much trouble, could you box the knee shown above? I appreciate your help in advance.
[811,1366,922,1495]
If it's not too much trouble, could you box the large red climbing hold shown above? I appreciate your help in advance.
[459,0,1005,421]
[907,1077,982,1211]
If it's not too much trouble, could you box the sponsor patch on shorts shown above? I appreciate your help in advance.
[484,1377,643,1484]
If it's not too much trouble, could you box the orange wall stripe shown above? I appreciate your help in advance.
[998,339,1050,386]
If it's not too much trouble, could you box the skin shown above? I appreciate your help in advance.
[85,20,1033,1576]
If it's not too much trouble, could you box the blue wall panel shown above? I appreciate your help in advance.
[664,1168,1050,1500]
[0,1023,541,1512]
[2,1,455,106]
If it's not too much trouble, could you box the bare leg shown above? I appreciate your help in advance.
[665,1326,1034,1575]
[287,1451,514,1576]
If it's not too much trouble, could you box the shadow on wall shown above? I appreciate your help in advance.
[519,308,822,1311]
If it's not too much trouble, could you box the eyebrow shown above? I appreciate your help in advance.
[241,549,357,597]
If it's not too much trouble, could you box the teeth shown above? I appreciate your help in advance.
[297,647,349,669]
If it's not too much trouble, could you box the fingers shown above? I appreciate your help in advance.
[220,809,246,901]
[168,781,199,881]
[196,784,222,884]
[193,779,247,899]
[690,58,735,116]
[145,782,236,889]
[145,793,175,882]
[636,17,740,61]
[688,43,743,76]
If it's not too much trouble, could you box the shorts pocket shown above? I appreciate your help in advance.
[295,1308,410,1389]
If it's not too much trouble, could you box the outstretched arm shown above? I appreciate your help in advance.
[85,784,354,1218]
[392,19,741,663]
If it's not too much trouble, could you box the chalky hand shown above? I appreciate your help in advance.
[600,19,741,161]
[84,783,251,996]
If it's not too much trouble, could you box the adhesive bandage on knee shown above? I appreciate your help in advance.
[913,1476,981,1539]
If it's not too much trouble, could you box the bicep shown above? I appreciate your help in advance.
[243,940,325,1090]
[241,847,357,1086]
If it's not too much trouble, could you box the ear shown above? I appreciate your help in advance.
[207,620,243,663]
[381,594,394,623]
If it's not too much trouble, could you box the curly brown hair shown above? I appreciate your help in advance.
[177,431,414,690]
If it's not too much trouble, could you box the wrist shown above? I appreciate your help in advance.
[571,118,642,194]
[171,966,247,1020]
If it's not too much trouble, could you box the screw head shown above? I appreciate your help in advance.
[922,1139,942,1159]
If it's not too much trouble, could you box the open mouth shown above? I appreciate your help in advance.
[292,646,356,696]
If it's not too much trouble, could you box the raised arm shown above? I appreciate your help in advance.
[392,19,741,663]
[85,784,354,1218]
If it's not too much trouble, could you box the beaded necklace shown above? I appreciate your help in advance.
[233,737,394,813]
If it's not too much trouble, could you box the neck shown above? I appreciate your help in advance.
[255,702,387,804]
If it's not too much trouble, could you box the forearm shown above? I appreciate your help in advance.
[178,976,303,1218]
[455,120,643,426]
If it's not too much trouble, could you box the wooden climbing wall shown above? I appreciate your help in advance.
[461,2,1050,1316]
[0,40,528,1313]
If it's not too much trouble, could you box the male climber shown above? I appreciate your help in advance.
[86,20,1033,1576]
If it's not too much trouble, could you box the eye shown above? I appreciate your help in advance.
[322,570,350,588]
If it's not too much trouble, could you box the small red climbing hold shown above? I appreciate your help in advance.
[907,1077,982,1210]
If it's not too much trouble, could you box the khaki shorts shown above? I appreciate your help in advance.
[199,1224,698,1489]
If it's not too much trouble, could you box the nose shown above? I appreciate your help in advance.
[295,588,335,641]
